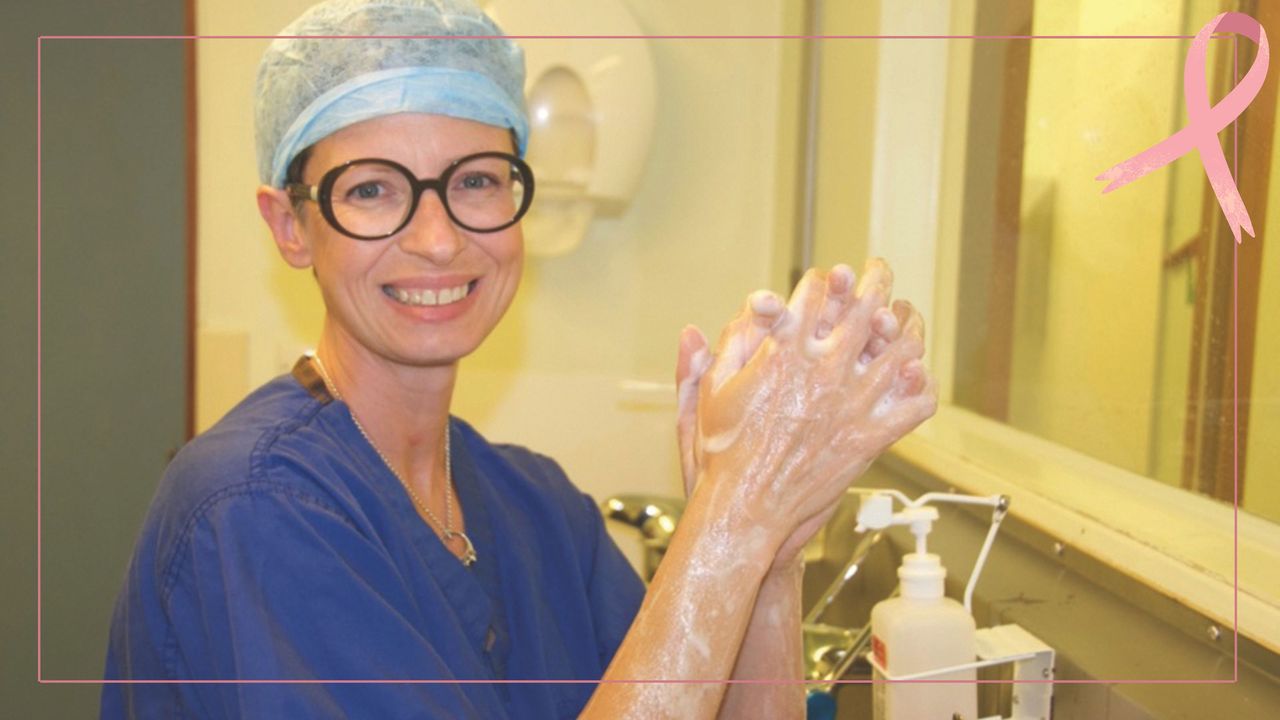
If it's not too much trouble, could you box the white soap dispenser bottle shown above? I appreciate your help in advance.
[867,502,978,720]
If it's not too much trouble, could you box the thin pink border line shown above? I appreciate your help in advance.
[35,31,1247,687]
[37,33,1235,40]
[44,678,1240,685]
[35,32,44,688]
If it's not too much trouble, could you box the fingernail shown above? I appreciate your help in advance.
[750,290,783,315]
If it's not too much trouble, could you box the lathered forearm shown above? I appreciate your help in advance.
[580,477,781,720]
[717,557,805,720]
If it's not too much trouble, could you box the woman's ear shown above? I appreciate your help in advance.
[257,185,313,269]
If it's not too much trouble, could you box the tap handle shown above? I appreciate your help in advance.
[601,494,685,542]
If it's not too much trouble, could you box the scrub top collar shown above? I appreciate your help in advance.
[292,355,509,674]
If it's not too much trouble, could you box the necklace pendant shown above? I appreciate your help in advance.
[446,530,478,567]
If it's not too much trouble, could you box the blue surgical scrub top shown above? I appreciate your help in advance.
[102,357,646,719]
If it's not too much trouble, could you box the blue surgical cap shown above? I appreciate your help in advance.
[254,0,529,188]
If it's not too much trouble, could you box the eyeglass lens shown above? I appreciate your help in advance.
[328,156,529,237]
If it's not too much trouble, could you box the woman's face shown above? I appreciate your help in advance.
[296,113,524,369]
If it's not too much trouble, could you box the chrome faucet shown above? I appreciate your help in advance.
[601,494,685,582]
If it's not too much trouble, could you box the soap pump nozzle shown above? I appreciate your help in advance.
[854,493,938,555]
[899,506,938,556]
[853,488,1010,613]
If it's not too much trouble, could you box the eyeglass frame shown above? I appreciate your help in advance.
[285,151,536,240]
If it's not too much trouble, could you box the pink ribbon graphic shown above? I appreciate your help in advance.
[1097,12,1269,244]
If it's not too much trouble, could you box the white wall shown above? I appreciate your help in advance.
[195,1,792,539]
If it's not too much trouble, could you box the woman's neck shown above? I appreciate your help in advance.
[314,322,456,485]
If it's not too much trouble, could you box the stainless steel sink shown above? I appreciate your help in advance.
[797,490,907,718]
[801,490,902,681]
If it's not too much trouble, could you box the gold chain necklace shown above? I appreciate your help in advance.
[311,354,477,567]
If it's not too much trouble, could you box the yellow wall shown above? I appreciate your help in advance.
[809,3,880,273]
[195,1,320,432]
[195,1,793,514]
[1010,1,1185,474]
[1008,0,1276,522]
[1149,0,1228,486]
[1243,85,1280,524]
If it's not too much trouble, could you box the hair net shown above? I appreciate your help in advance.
[254,0,529,187]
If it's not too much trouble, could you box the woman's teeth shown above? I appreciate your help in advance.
[384,282,472,307]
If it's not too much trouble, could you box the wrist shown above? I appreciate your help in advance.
[684,472,788,565]
[766,551,804,582]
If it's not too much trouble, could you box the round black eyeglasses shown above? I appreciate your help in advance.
[286,152,535,240]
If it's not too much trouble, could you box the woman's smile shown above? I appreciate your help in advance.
[378,276,481,323]
[380,279,477,308]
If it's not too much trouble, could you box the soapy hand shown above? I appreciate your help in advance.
[675,259,937,563]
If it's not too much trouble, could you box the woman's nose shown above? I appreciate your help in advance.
[396,191,465,264]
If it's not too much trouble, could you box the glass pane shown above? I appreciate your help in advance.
[950,0,1278,521]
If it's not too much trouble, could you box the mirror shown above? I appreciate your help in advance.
[945,1,1279,523]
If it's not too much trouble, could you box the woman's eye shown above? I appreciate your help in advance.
[349,182,384,200]
[455,172,502,191]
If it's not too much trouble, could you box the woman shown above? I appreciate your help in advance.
[103,1,936,717]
